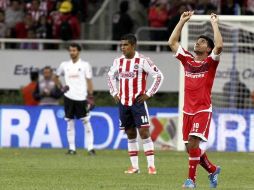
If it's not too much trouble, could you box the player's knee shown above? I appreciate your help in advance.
[66,119,74,130]
[125,128,137,139]
[138,127,150,139]
[187,136,200,149]
[80,116,90,125]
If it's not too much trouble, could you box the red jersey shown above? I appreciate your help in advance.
[176,46,220,114]
[107,52,163,106]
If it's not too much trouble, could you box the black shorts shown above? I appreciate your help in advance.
[119,101,150,130]
[64,96,88,119]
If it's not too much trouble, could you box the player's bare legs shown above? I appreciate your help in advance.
[139,127,156,174]
[125,127,139,173]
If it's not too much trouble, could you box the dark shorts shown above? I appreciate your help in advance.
[64,96,88,119]
[119,101,150,130]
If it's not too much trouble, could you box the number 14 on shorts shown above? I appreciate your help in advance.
[141,116,148,123]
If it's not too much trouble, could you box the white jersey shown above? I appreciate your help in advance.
[56,58,92,101]
[107,51,164,106]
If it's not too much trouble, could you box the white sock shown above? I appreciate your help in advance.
[143,137,155,168]
[67,119,75,151]
[83,120,94,151]
[128,138,139,169]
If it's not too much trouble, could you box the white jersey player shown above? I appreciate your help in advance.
[55,43,96,156]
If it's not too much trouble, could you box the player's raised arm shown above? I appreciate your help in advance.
[168,11,194,53]
[210,13,223,55]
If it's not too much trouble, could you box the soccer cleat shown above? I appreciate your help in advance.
[66,149,76,155]
[124,167,140,174]
[182,179,196,188]
[88,149,96,156]
[148,166,157,174]
[208,166,221,188]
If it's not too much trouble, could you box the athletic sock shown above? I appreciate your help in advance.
[200,153,217,174]
[142,137,155,168]
[84,121,94,151]
[128,138,139,169]
[67,119,75,151]
[188,147,201,182]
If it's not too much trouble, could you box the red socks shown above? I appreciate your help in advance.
[199,153,216,174]
[188,148,201,182]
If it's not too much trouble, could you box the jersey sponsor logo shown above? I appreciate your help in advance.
[185,72,205,79]
[68,74,79,78]
[119,72,136,79]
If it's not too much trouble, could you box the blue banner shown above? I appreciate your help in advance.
[0,106,253,152]
[0,106,176,150]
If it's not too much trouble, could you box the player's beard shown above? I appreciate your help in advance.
[194,49,203,55]
[71,54,79,62]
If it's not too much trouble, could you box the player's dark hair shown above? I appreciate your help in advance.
[121,33,137,45]
[198,35,214,54]
[120,1,129,13]
[30,71,39,81]
[69,43,81,51]
[43,66,52,72]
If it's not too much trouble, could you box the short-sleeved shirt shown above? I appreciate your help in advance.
[56,58,92,101]
[175,46,220,114]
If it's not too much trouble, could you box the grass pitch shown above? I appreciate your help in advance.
[0,149,253,190]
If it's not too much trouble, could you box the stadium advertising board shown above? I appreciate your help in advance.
[0,106,253,152]
[0,50,178,92]
[1,51,254,93]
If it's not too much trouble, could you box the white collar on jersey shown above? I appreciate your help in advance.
[121,51,139,59]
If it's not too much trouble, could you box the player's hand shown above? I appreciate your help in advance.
[210,13,219,24]
[113,95,120,104]
[43,88,50,96]
[87,95,95,111]
[61,85,69,93]
[136,94,150,103]
[180,11,194,23]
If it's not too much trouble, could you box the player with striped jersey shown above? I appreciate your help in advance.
[107,33,164,174]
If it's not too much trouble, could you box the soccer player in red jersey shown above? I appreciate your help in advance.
[168,12,223,188]
[107,33,164,174]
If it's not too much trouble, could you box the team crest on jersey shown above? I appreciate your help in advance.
[134,65,139,69]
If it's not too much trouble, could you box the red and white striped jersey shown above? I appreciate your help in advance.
[107,51,163,106]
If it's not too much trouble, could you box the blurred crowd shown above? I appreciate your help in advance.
[112,0,254,45]
[0,0,253,49]
[0,0,102,48]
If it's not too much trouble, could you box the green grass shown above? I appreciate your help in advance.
[0,149,253,190]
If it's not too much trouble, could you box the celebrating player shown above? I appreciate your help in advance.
[55,43,96,156]
[168,12,223,188]
[107,33,164,174]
